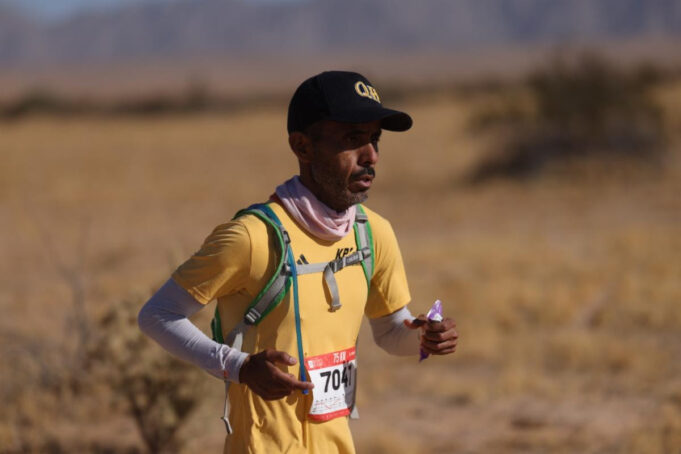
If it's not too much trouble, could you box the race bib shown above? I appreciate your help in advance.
[305,346,357,421]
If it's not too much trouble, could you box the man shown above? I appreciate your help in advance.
[138,71,458,453]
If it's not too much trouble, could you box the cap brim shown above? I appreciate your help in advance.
[379,109,413,132]
[329,106,413,132]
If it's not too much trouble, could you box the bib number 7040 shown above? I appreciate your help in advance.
[319,362,353,392]
[305,346,357,421]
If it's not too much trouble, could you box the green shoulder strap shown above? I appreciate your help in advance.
[353,204,375,293]
[211,202,375,342]
[210,203,291,343]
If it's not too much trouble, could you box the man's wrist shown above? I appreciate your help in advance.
[236,354,251,383]
[223,349,249,384]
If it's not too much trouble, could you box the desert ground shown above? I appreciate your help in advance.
[1,80,680,453]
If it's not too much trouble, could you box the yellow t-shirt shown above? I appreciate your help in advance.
[172,202,411,454]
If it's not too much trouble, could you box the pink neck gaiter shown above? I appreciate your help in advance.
[275,176,356,242]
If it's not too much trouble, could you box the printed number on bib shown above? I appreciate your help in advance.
[306,346,357,421]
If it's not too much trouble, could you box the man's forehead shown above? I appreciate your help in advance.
[318,119,382,135]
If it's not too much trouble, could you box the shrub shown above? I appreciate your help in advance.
[467,53,667,182]
[88,294,207,454]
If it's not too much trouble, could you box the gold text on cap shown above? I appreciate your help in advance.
[354,81,381,102]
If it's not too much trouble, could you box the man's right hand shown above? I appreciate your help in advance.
[238,349,314,400]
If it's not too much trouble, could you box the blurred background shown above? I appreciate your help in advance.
[1,1,681,453]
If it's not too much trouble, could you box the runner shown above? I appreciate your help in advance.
[138,70,458,453]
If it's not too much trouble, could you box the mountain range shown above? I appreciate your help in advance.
[1,0,680,67]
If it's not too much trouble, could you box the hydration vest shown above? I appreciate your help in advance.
[210,202,374,433]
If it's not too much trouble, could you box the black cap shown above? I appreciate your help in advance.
[287,71,413,133]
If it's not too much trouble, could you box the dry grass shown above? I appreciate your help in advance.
[1,83,680,453]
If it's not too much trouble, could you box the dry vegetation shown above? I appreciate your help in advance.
[466,54,668,182]
[1,72,680,453]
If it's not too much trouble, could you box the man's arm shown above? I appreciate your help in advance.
[138,278,313,397]
[369,306,419,356]
[370,305,458,356]
[137,278,248,381]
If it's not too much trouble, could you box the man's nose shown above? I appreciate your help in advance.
[358,142,379,167]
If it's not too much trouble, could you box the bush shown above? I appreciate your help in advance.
[467,53,667,182]
[0,291,209,453]
[88,294,207,454]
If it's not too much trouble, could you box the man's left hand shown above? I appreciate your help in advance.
[404,315,458,355]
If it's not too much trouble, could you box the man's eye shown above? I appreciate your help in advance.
[347,136,361,147]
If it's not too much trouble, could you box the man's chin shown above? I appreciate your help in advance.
[323,188,369,211]
[346,190,369,207]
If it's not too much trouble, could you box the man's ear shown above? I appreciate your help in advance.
[289,132,313,163]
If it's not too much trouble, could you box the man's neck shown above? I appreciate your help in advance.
[297,173,346,213]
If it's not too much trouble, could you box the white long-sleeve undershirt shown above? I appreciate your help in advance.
[137,279,248,382]
[368,305,420,356]
[137,279,419,383]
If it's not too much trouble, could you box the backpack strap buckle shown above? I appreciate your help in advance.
[280,228,291,245]
[244,307,261,325]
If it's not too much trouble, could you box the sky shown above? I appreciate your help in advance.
[3,0,297,20]
[4,0,149,19]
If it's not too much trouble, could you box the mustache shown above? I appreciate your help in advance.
[351,167,375,179]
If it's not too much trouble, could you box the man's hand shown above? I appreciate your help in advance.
[404,315,458,355]
[239,349,314,400]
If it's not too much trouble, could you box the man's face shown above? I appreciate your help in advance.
[305,120,382,212]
